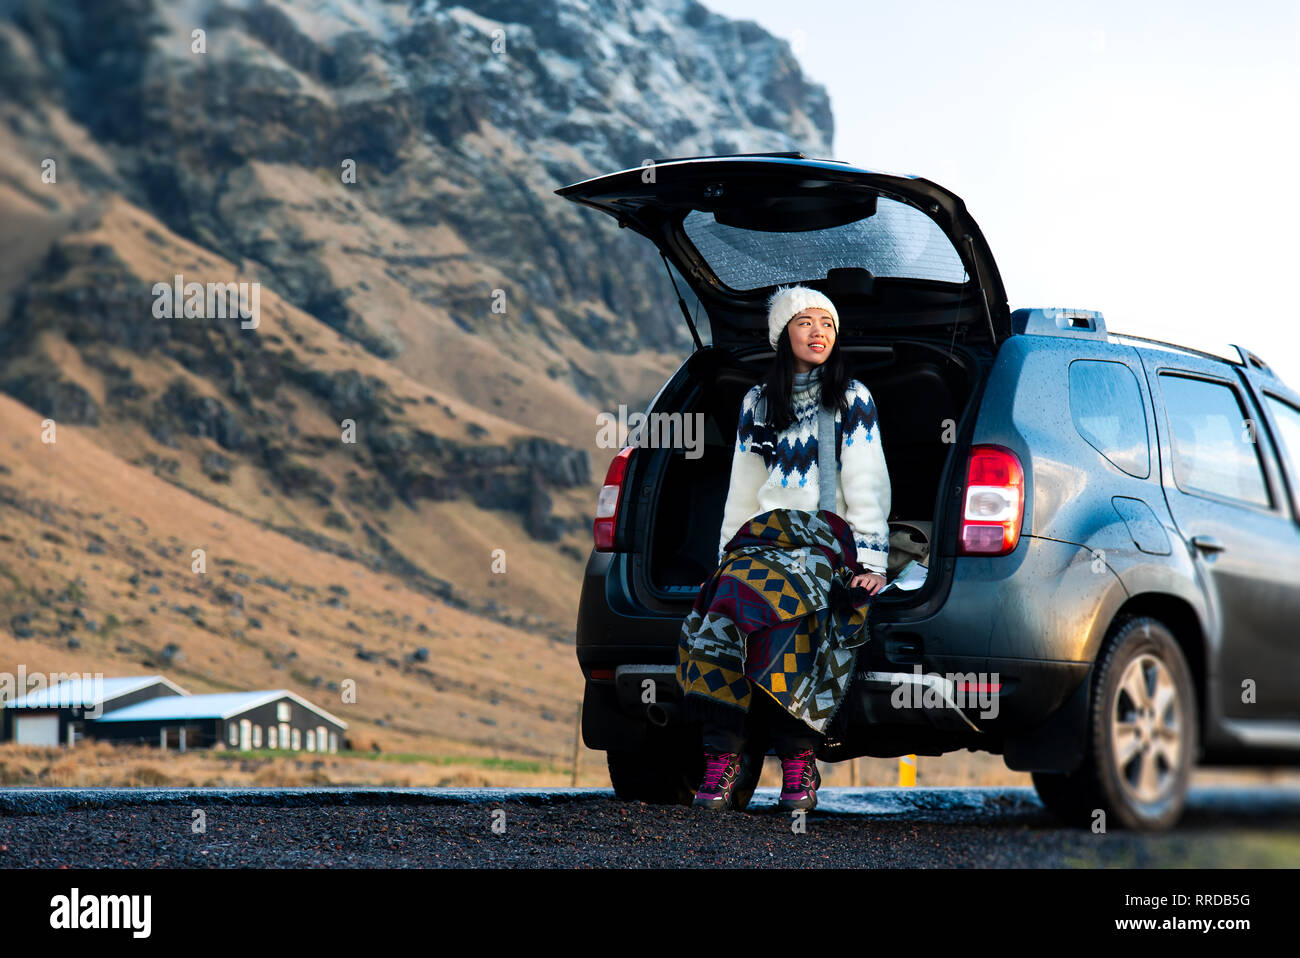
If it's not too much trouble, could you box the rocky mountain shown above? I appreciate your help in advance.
[0,0,833,760]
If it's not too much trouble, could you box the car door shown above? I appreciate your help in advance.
[1142,349,1300,722]
[1241,378,1300,716]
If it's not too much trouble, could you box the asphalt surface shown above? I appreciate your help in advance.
[2,786,1299,867]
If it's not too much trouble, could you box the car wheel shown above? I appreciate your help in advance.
[606,730,700,806]
[1036,616,1197,831]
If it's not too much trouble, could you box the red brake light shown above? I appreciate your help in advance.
[594,446,634,551]
[954,680,1002,694]
[959,445,1025,555]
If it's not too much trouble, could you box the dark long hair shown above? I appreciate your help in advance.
[759,323,853,432]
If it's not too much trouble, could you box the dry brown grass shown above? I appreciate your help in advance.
[0,386,594,771]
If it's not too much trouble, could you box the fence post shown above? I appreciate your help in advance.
[571,700,583,787]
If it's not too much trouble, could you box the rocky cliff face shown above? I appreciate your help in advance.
[0,0,833,741]
[1,0,831,361]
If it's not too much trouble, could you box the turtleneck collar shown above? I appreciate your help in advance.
[792,363,824,394]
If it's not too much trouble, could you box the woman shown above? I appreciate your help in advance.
[676,284,891,812]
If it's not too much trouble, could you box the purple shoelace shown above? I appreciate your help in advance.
[701,752,736,791]
[782,750,816,793]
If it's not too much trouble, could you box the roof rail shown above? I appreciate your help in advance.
[1109,331,1245,367]
[1231,344,1278,380]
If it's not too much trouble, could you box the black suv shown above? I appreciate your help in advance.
[556,153,1300,830]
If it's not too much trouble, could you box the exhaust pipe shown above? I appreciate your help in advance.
[645,701,679,727]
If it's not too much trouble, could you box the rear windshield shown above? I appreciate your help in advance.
[682,195,968,290]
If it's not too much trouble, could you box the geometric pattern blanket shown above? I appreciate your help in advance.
[677,508,875,736]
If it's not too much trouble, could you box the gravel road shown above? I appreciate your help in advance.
[2,786,1299,868]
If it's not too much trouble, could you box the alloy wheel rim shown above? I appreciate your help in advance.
[1111,653,1182,804]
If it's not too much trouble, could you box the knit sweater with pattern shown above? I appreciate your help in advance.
[718,372,891,575]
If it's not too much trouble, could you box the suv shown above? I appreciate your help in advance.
[556,153,1300,830]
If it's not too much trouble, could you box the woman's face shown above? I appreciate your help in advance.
[787,307,836,373]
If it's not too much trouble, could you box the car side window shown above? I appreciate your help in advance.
[1159,373,1271,508]
[1263,393,1300,489]
[1068,360,1150,478]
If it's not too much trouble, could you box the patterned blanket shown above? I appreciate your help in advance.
[676,508,874,736]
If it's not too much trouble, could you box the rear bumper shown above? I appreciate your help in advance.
[582,657,1090,773]
[577,535,1114,772]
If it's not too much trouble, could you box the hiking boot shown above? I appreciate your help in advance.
[778,748,821,811]
[693,748,742,810]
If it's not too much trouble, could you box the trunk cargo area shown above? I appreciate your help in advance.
[645,340,985,596]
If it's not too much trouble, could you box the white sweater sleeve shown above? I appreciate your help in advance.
[717,386,769,564]
[840,380,891,575]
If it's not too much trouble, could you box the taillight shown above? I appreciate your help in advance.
[954,679,1003,694]
[594,446,635,551]
[958,444,1025,555]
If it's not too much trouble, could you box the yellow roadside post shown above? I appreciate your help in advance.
[899,753,916,787]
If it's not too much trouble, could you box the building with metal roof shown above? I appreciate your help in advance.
[2,675,348,753]
[92,688,347,753]
[2,674,186,747]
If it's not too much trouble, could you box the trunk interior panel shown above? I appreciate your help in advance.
[646,341,980,596]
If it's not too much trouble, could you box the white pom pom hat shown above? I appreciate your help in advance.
[766,285,839,350]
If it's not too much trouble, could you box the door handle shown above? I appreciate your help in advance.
[1190,535,1225,554]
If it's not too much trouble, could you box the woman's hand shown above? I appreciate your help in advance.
[849,571,887,595]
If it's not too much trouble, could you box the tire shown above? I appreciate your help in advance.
[607,730,701,806]
[1033,615,1197,831]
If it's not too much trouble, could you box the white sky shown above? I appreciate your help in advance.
[700,0,1300,390]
